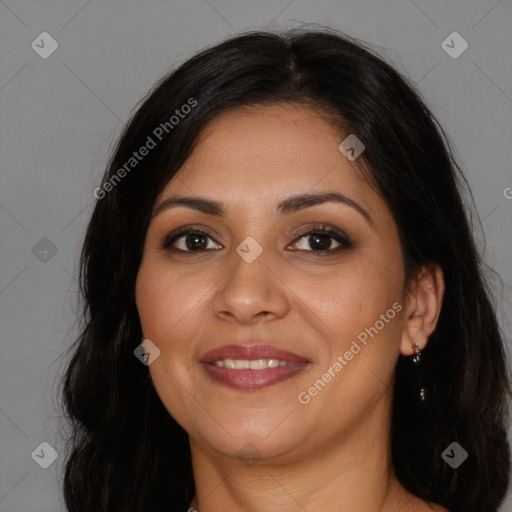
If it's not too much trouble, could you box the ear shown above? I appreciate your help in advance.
[400,262,445,356]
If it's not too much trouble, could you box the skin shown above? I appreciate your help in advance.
[135,103,447,512]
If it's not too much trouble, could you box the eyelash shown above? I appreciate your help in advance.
[162,223,353,255]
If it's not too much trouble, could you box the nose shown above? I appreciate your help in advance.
[211,243,291,325]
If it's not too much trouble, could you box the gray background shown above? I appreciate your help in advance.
[1,1,511,511]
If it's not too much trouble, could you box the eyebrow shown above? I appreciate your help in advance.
[152,191,375,229]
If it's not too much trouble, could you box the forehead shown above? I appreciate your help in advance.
[157,103,375,213]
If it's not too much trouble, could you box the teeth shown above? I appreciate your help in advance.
[212,358,294,369]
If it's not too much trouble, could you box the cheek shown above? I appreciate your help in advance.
[135,257,218,361]
[306,254,403,339]
[135,260,189,340]
[324,258,403,386]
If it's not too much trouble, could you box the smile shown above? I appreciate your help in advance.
[199,343,311,390]
[212,358,300,369]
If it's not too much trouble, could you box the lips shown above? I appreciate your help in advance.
[200,344,310,364]
[199,344,311,391]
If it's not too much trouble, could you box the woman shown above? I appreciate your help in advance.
[58,27,511,512]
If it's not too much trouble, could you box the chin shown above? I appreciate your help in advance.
[199,432,300,464]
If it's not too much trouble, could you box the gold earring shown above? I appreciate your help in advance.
[411,340,426,402]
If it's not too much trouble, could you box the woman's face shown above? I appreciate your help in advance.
[136,103,408,462]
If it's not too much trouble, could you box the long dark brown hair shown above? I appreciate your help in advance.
[56,27,511,512]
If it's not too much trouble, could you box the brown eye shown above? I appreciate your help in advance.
[162,224,352,255]
[288,224,353,254]
[163,228,222,252]
[295,232,340,251]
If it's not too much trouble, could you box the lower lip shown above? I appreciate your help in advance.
[200,362,310,390]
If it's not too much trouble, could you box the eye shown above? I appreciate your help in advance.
[162,223,353,255]
[288,224,353,254]
[162,226,222,252]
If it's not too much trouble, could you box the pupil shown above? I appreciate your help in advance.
[310,234,330,250]
[186,233,207,250]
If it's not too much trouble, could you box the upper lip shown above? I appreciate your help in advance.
[200,344,311,363]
